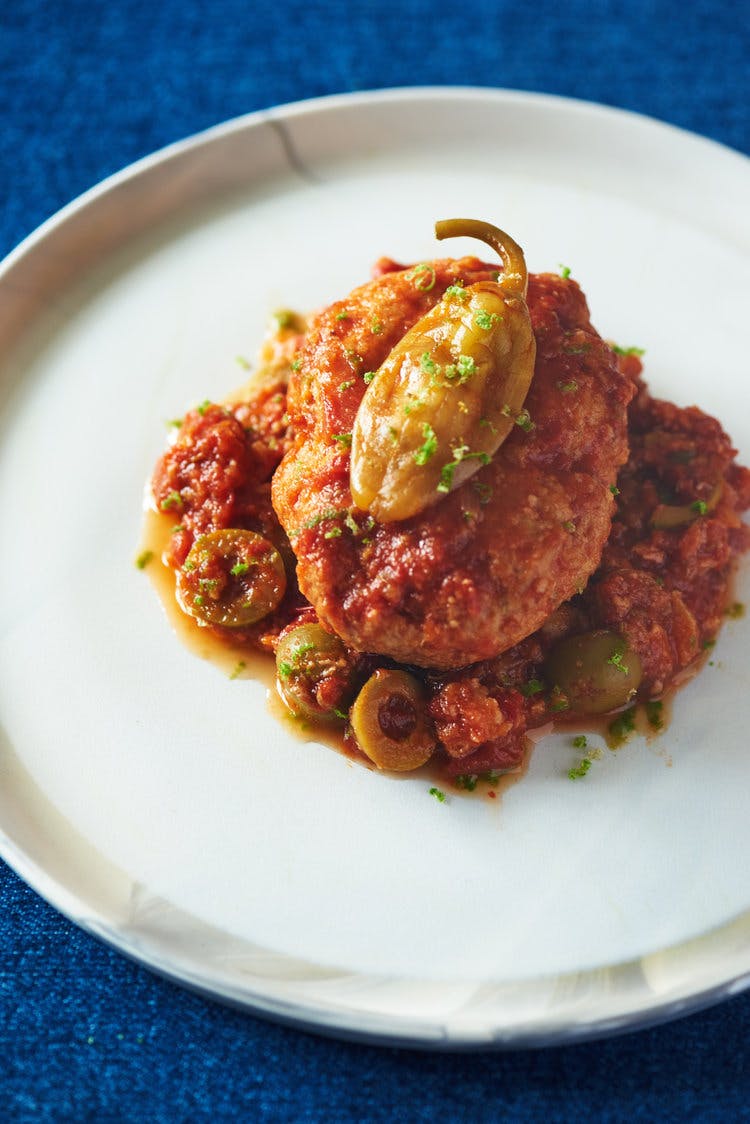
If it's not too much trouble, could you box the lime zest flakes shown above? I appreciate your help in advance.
[135,550,154,570]
[568,757,591,780]
[559,264,571,279]
[229,661,247,680]
[474,309,500,331]
[437,448,490,493]
[429,787,447,803]
[409,263,436,291]
[420,352,438,376]
[608,706,636,743]
[612,344,645,357]
[159,491,183,512]
[607,641,630,676]
[414,422,438,465]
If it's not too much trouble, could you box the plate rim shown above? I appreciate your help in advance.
[2,85,750,1049]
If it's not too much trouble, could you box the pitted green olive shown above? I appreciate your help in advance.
[350,669,436,771]
[276,623,356,722]
[176,529,286,628]
[545,630,643,715]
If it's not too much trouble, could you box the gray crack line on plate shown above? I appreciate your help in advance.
[264,115,322,184]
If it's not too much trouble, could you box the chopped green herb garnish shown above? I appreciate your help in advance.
[335,311,349,321]
[702,637,716,650]
[562,520,576,533]
[726,601,745,619]
[235,355,251,370]
[290,358,302,371]
[324,526,343,539]
[445,282,467,301]
[429,787,447,803]
[515,409,534,433]
[167,417,184,428]
[414,422,438,465]
[339,380,355,392]
[362,370,376,384]
[229,661,247,680]
[333,433,352,448]
[572,734,588,749]
[197,399,212,416]
[556,379,579,393]
[370,318,383,334]
[135,550,154,570]
[230,561,250,577]
[610,484,620,495]
[691,500,708,515]
[559,265,571,280]
[519,678,544,697]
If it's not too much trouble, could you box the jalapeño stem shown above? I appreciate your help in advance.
[434,219,528,297]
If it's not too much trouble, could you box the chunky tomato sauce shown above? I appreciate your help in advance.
[147,274,750,785]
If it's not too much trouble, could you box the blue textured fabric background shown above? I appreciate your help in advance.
[2,1,749,1119]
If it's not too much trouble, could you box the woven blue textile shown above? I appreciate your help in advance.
[2,0,749,1119]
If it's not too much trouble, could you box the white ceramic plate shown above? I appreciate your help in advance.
[1,89,749,1048]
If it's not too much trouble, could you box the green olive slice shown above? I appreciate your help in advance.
[651,481,722,530]
[350,669,436,771]
[176,528,286,628]
[544,630,643,715]
[275,623,356,721]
